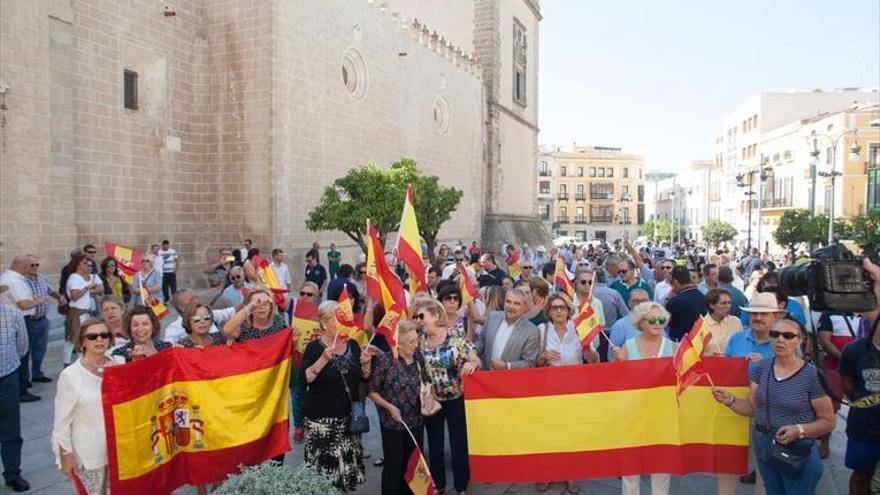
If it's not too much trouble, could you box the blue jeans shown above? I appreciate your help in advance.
[752,430,823,495]
[22,316,49,381]
[0,370,23,483]
[425,396,469,493]
[291,381,306,428]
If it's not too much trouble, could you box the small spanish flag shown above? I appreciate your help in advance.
[105,241,142,284]
[335,286,368,346]
[376,305,404,360]
[405,444,437,495]
[250,255,289,308]
[673,316,714,400]
[572,300,602,353]
[554,256,574,297]
[506,252,522,279]
[140,285,168,320]
[458,265,480,305]
[291,299,320,355]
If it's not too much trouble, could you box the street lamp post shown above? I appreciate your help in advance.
[809,128,861,244]
[736,171,756,251]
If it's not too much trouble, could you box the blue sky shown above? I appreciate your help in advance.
[538,1,880,171]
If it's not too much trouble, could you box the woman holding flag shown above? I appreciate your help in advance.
[611,301,677,495]
[110,306,172,362]
[301,300,370,492]
[368,320,425,495]
[418,299,480,495]
[131,254,161,306]
[222,288,287,342]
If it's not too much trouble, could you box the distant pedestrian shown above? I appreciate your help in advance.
[157,240,179,303]
[0,285,30,493]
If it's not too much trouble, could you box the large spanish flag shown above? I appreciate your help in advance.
[102,329,292,495]
[464,358,749,482]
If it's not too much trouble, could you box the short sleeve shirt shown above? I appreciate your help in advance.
[421,331,475,401]
[66,273,96,311]
[751,358,827,429]
[368,352,424,431]
[838,339,880,443]
[235,315,287,342]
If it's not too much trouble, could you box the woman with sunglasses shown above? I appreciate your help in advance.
[131,254,162,306]
[611,302,676,495]
[179,303,227,348]
[53,319,123,494]
[222,288,288,342]
[64,253,104,366]
[417,299,480,495]
[110,306,172,362]
[99,257,131,304]
[712,319,835,495]
[704,288,742,356]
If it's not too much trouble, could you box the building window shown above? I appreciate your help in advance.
[637,204,645,224]
[590,183,614,200]
[590,205,613,223]
[623,167,629,178]
[123,70,138,110]
[638,185,645,202]
[342,47,369,99]
[539,161,550,176]
[621,208,630,224]
[598,168,605,178]
[589,167,596,177]
[539,181,550,194]
[867,167,880,213]
[559,207,568,222]
[512,19,527,106]
[575,207,585,223]
[869,143,880,169]
[606,167,613,177]
[826,146,833,165]
[433,96,450,133]
[622,185,629,196]
[560,165,567,177]
[576,184,585,200]
[578,167,584,177]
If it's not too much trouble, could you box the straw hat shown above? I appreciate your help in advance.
[740,292,785,313]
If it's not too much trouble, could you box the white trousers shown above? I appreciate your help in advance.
[622,474,670,495]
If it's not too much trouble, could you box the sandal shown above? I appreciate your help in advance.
[566,481,581,494]
[536,482,551,492]
[818,443,830,459]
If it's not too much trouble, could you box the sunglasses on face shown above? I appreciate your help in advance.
[661,266,673,270]
[30,263,40,267]
[299,291,315,297]
[86,251,97,255]
[455,258,465,263]
[549,305,568,312]
[443,295,460,302]
[618,269,629,274]
[190,315,213,324]
[231,275,242,280]
[413,313,426,321]
[578,279,591,285]
[84,332,112,341]
[522,266,533,270]
[769,330,799,340]
[646,316,667,325]
[359,271,366,275]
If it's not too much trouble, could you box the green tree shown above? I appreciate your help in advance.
[848,210,880,251]
[811,215,852,246]
[305,158,462,257]
[773,209,819,259]
[701,221,737,247]
[643,219,686,242]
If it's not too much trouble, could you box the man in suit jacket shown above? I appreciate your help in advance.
[475,288,540,370]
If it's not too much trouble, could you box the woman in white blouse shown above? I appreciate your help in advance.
[535,292,597,494]
[537,293,599,367]
[53,319,123,495]
[64,253,104,365]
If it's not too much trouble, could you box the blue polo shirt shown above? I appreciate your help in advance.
[724,328,774,374]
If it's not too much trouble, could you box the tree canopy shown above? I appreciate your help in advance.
[701,221,737,247]
[305,158,462,256]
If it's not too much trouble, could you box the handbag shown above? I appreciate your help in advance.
[417,358,442,417]
[760,358,814,476]
[338,354,370,434]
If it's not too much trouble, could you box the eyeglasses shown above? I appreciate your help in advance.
[359,271,367,275]
[578,279,592,285]
[190,315,213,324]
[442,295,461,302]
[231,275,242,280]
[299,291,315,297]
[548,305,568,312]
[454,258,465,263]
[413,313,426,321]
[29,263,40,267]
[618,269,629,274]
[83,332,112,341]
[85,250,97,255]
[769,330,799,340]
[646,316,668,325]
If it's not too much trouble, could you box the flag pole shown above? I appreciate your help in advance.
[398,418,421,449]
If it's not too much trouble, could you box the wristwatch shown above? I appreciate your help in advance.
[796,424,805,439]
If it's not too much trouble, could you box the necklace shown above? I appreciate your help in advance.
[82,355,111,375]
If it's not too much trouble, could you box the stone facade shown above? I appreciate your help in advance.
[0,0,537,285]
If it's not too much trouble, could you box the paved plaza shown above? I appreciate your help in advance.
[6,316,855,495]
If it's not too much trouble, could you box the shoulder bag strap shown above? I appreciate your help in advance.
[541,324,550,354]
[841,315,857,339]
[762,358,773,430]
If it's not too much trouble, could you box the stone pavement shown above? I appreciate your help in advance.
[5,317,855,495]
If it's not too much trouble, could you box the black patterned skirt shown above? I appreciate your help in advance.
[304,416,366,491]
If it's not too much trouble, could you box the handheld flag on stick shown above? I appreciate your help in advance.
[105,242,142,284]
[401,421,437,495]
[335,286,368,346]
[376,305,404,360]
[673,316,714,400]
[554,256,574,296]
[458,265,480,305]
[140,284,169,320]
[250,255,289,307]
[572,300,602,354]
[506,251,522,279]
[366,221,408,311]
[291,299,320,355]
[396,185,428,293]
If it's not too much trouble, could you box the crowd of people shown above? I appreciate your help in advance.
[0,237,877,495]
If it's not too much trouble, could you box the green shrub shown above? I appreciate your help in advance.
[212,461,340,495]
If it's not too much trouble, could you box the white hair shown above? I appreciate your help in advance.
[630,301,670,327]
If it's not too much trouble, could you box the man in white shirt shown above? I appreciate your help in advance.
[475,288,540,370]
[653,259,675,305]
[270,248,292,290]
[0,256,43,402]
[163,289,236,344]
[158,240,179,303]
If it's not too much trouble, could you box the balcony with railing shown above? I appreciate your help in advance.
[553,216,570,225]
[761,196,794,209]
[590,192,614,200]
[557,193,569,201]
[574,216,586,224]
[575,193,586,201]
[590,214,613,223]
[539,170,552,177]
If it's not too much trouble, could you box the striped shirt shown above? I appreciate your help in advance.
[0,305,29,377]
[751,358,826,429]
[24,273,53,318]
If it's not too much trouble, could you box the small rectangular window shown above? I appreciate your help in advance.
[607,167,614,177]
[589,167,596,177]
[623,167,629,178]
[124,70,138,110]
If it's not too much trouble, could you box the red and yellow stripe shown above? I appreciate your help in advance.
[464,357,749,482]
[102,329,292,494]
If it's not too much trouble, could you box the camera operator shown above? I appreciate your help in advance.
[837,258,880,495]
